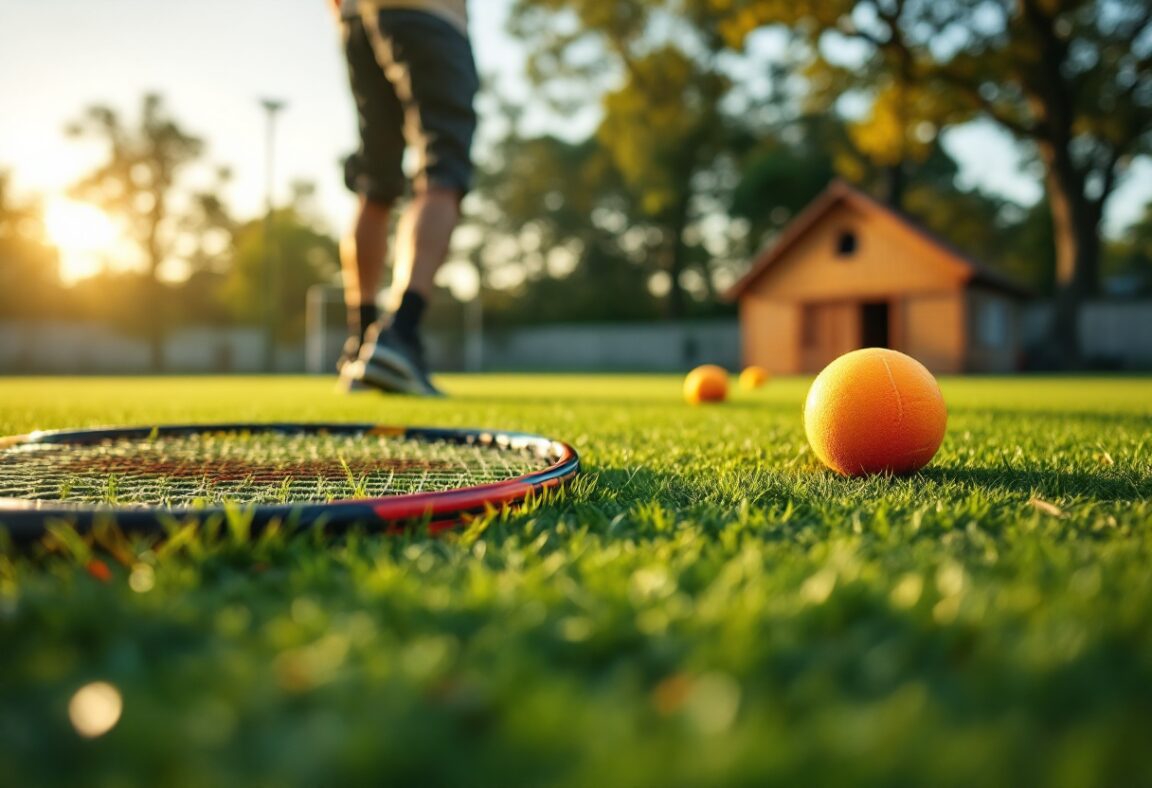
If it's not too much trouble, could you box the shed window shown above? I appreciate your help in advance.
[836,230,858,258]
[977,299,1009,348]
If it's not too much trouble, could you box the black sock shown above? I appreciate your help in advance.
[391,290,426,342]
[350,303,379,345]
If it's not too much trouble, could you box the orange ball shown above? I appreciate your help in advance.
[804,348,947,476]
[684,364,728,404]
[739,366,770,390]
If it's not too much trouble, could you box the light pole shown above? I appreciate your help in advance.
[260,98,286,372]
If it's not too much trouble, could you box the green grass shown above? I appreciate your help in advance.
[1,374,1151,787]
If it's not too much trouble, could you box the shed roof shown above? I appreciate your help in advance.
[724,180,1031,301]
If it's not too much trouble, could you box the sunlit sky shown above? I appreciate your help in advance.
[2,0,1150,283]
[0,0,530,234]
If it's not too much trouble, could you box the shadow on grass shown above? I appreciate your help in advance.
[584,461,1152,522]
[950,407,1150,424]
[920,465,1150,502]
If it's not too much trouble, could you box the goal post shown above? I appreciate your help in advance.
[304,284,351,374]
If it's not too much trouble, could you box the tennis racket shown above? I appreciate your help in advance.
[0,423,579,543]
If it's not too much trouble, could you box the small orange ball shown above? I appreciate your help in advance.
[804,348,947,476]
[684,364,728,404]
[739,366,770,390]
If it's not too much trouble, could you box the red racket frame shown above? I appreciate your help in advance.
[0,423,580,543]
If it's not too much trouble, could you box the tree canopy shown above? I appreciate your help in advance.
[711,0,1152,358]
[66,94,206,367]
[4,5,1150,371]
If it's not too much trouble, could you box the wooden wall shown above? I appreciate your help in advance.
[738,201,980,374]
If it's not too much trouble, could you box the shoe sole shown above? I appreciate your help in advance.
[360,346,444,397]
[334,373,373,393]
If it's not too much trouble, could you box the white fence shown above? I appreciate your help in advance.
[0,323,303,374]
[459,320,741,372]
[1023,300,1152,368]
[1,300,1149,374]
[0,318,741,374]
[306,319,741,373]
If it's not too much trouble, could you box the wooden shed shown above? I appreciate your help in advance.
[725,181,1029,374]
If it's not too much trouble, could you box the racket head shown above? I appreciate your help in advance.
[0,422,579,543]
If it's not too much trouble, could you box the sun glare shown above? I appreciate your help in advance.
[44,199,119,282]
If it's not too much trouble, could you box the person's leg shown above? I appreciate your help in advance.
[338,14,405,372]
[341,196,390,349]
[386,187,461,341]
[352,9,478,395]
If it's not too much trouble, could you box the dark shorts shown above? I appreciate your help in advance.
[342,10,479,203]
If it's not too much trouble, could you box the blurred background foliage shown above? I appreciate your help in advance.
[0,0,1149,348]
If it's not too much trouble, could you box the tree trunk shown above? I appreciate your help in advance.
[146,221,166,372]
[1016,0,1106,368]
[885,162,906,211]
[146,280,165,371]
[146,183,167,370]
[664,198,691,321]
[666,253,685,321]
[1041,144,1101,368]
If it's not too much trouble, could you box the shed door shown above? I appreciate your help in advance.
[800,302,859,372]
[860,301,890,348]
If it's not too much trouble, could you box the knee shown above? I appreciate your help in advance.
[361,196,393,216]
[417,185,464,208]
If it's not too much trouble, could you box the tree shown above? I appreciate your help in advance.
[183,165,237,277]
[0,171,62,321]
[729,113,1053,291]
[67,93,205,368]
[66,270,161,337]
[1106,200,1152,295]
[715,0,1152,363]
[509,0,736,319]
[729,114,843,251]
[469,129,663,325]
[218,185,339,343]
[701,0,971,209]
[938,0,1151,359]
[598,46,731,316]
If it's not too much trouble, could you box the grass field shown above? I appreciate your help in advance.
[2,374,1151,787]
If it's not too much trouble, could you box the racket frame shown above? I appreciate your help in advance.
[0,422,579,542]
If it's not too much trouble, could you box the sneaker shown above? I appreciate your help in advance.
[335,369,373,393]
[356,324,444,397]
[335,336,372,392]
[336,335,362,372]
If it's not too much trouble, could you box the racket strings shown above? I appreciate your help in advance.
[0,432,550,507]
